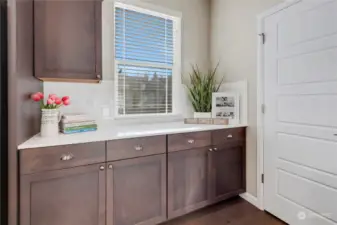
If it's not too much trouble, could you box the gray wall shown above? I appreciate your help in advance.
[210,0,283,196]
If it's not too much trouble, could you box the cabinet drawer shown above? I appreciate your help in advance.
[212,128,245,145]
[168,131,211,152]
[20,142,106,175]
[107,136,166,161]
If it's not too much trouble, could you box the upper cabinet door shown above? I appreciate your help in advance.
[34,0,102,82]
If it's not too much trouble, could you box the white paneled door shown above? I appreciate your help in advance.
[263,0,337,224]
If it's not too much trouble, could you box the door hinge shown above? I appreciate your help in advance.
[261,174,264,184]
[259,33,266,44]
[261,104,266,114]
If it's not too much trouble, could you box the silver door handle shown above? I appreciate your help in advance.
[187,139,195,144]
[60,153,74,161]
[134,145,143,151]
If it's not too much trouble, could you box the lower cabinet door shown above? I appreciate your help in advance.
[168,147,211,219]
[107,154,167,225]
[20,164,106,225]
[210,143,245,203]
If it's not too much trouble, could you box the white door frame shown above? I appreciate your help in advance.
[256,0,302,210]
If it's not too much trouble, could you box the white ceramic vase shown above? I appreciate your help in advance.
[194,112,212,119]
[40,109,61,137]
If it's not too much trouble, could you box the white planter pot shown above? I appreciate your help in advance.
[194,112,212,119]
[40,109,61,137]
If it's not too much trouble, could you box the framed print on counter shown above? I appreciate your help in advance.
[212,92,240,125]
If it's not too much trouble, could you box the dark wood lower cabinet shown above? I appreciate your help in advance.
[18,128,247,225]
[167,148,211,219]
[20,164,106,225]
[210,142,246,203]
[106,154,167,225]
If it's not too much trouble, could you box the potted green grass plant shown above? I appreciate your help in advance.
[185,64,224,118]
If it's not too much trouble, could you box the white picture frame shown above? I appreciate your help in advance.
[212,92,240,124]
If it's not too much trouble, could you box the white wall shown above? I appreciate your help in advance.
[210,0,282,197]
[44,0,210,120]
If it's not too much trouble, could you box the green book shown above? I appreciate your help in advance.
[62,124,97,131]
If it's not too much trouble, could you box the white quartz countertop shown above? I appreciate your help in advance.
[18,121,248,150]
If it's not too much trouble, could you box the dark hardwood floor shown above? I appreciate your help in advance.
[163,197,287,225]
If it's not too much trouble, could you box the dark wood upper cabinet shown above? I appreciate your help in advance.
[210,142,246,203]
[168,147,211,219]
[34,0,102,82]
[106,155,167,225]
[20,164,106,225]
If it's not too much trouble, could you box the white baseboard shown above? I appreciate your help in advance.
[239,192,261,210]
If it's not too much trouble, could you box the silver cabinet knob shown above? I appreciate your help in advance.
[108,165,113,169]
[227,134,233,138]
[213,148,218,151]
[134,145,143,151]
[96,74,101,79]
[99,166,105,171]
[60,153,74,161]
[209,148,213,152]
[187,139,195,144]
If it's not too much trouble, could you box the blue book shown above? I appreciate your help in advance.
[62,128,97,134]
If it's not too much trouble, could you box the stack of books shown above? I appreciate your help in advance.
[60,114,97,134]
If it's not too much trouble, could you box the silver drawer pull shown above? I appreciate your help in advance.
[134,145,143,151]
[60,153,74,161]
[227,134,233,138]
[209,148,213,152]
[213,148,218,151]
[187,139,195,144]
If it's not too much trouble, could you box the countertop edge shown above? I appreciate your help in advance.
[18,123,248,150]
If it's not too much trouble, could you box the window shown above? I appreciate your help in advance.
[114,2,180,117]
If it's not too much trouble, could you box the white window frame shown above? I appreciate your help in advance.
[112,1,182,119]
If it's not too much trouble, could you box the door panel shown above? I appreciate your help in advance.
[278,95,337,127]
[278,133,337,174]
[264,0,337,224]
[278,0,337,49]
[278,170,337,222]
[106,155,166,225]
[167,148,211,219]
[278,47,337,85]
[20,164,106,225]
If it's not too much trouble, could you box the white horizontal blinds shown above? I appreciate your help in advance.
[115,5,174,116]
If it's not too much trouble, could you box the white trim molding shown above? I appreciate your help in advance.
[256,0,302,211]
[240,193,260,209]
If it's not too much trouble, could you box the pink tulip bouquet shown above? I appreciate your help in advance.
[31,92,70,109]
